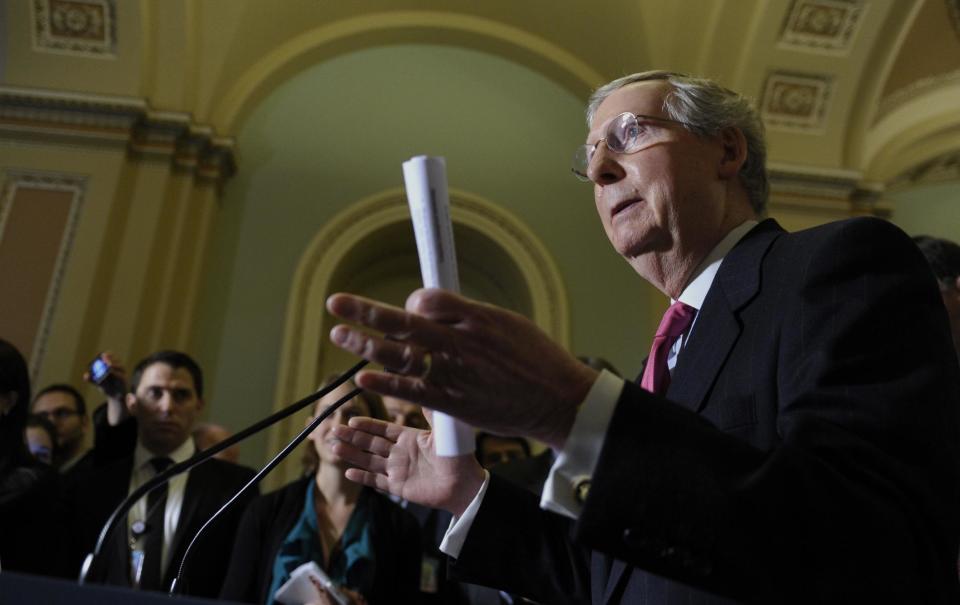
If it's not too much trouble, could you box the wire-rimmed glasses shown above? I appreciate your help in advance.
[571,112,692,181]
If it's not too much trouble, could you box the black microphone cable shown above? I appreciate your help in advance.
[78,358,368,586]
[169,384,364,594]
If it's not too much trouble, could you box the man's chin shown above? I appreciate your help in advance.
[617,239,656,262]
[144,433,188,455]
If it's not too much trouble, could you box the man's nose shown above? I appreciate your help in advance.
[156,392,174,413]
[587,141,626,185]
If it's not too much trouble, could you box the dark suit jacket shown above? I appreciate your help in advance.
[67,454,256,597]
[0,455,61,576]
[65,414,257,598]
[451,218,960,604]
[219,477,422,604]
[492,449,555,495]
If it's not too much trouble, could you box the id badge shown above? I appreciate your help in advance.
[130,548,145,587]
[420,555,440,593]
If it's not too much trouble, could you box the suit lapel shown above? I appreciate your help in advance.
[602,556,629,604]
[669,220,782,413]
[667,290,741,413]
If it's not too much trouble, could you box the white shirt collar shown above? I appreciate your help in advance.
[675,220,758,309]
[134,435,196,470]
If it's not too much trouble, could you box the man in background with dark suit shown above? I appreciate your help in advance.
[323,71,960,603]
[30,384,91,476]
[67,350,256,598]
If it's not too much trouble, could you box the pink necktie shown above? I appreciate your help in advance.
[640,301,697,395]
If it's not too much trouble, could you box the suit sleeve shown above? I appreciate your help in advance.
[450,474,592,605]
[575,218,960,602]
[91,403,137,464]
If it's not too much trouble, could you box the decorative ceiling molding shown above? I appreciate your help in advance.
[877,69,960,120]
[948,0,960,41]
[779,0,865,55]
[890,149,960,187]
[0,87,235,184]
[768,162,864,199]
[761,72,833,132]
[767,163,888,217]
[32,0,117,58]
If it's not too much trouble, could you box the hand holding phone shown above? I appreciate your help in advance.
[88,355,111,385]
[85,352,128,402]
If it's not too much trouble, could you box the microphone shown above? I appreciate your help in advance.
[169,385,363,595]
[78,359,368,586]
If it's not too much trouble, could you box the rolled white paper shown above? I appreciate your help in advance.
[402,155,475,457]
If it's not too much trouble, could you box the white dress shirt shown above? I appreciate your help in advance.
[128,437,196,578]
[441,220,758,558]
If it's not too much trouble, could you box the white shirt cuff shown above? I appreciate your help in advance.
[540,370,624,519]
[439,469,491,559]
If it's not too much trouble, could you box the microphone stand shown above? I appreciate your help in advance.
[78,359,368,586]
[169,386,363,595]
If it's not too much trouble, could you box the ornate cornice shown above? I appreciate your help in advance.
[767,162,889,217]
[769,162,863,197]
[876,69,960,120]
[890,149,960,187]
[0,86,235,184]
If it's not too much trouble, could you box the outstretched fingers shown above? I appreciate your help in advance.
[329,326,431,377]
[332,421,396,457]
[327,293,454,351]
[350,370,450,414]
[343,467,392,493]
[331,439,389,475]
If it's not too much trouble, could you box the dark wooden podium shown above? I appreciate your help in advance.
[0,571,246,604]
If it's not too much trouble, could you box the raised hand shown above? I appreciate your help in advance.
[326,289,598,449]
[83,350,130,425]
[331,417,485,516]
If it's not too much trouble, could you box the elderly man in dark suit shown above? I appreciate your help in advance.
[323,71,960,604]
[67,350,256,598]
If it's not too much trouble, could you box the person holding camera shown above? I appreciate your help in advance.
[65,350,257,598]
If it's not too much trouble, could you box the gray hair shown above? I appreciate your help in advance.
[586,71,768,215]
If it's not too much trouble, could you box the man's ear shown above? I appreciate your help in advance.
[125,392,137,415]
[196,397,205,412]
[717,126,748,180]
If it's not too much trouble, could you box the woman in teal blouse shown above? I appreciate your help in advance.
[220,378,422,604]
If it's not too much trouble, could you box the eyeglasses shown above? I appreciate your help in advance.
[32,408,81,422]
[571,112,693,181]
